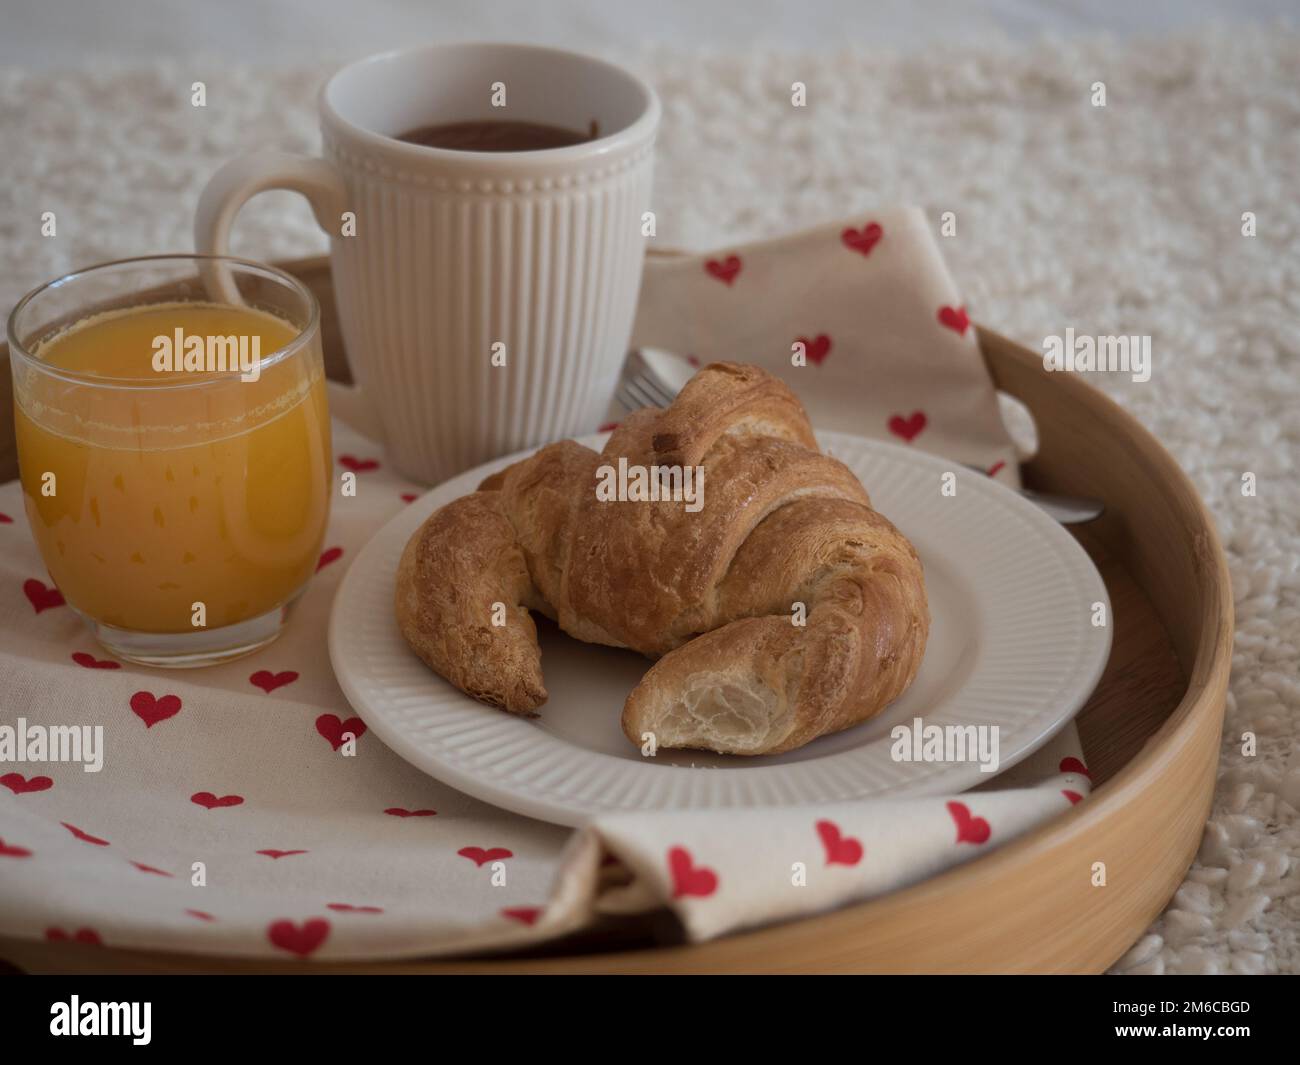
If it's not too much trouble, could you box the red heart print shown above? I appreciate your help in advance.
[267,918,330,958]
[986,460,1006,478]
[71,651,120,670]
[338,455,380,472]
[841,221,883,257]
[326,903,383,914]
[62,822,109,847]
[796,334,832,366]
[458,846,513,867]
[0,512,12,523]
[46,927,102,946]
[316,546,343,572]
[384,807,437,818]
[131,861,173,877]
[597,421,620,433]
[315,714,365,751]
[400,493,418,503]
[1063,790,1084,805]
[23,578,65,614]
[887,411,928,443]
[1,773,53,795]
[501,907,542,926]
[704,255,742,285]
[257,849,308,859]
[1059,756,1092,780]
[937,305,970,336]
[946,801,991,845]
[191,791,244,810]
[186,909,216,922]
[815,819,864,867]
[130,691,182,728]
[0,838,33,858]
[668,845,718,898]
[250,669,298,694]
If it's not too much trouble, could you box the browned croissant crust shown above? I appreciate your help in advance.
[395,362,929,755]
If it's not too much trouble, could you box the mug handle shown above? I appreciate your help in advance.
[194,151,346,285]
[193,153,389,444]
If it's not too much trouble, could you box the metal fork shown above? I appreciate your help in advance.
[614,351,1105,525]
[614,349,678,413]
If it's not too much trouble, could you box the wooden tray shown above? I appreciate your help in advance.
[0,256,1232,974]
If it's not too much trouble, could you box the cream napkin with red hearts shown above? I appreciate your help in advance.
[630,208,1021,483]
[0,215,1095,963]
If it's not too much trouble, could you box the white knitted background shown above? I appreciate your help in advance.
[1,27,1297,973]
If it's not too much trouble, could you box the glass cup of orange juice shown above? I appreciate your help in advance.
[8,255,332,667]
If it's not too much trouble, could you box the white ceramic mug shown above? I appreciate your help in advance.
[196,43,659,484]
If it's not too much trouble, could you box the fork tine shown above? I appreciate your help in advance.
[616,375,662,411]
[627,352,679,406]
[616,350,680,414]
[636,371,677,408]
[625,350,680,405]
[626,377,667,409]
[614,383,641,412]
[616,380,663,411]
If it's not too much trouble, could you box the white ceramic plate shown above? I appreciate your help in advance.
[329,431,1111,827]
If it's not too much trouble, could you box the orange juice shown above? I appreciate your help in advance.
[15,302,331,634]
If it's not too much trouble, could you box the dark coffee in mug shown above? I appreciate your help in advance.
[397,119,599,152]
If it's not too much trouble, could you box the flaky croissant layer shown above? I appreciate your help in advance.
[396,362,929,755]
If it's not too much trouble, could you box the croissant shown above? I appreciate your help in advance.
[395,362,929,755]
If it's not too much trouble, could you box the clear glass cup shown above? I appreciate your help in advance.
[8,255,332,667]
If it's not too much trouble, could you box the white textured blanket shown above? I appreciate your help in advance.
[1,27,1297,973]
